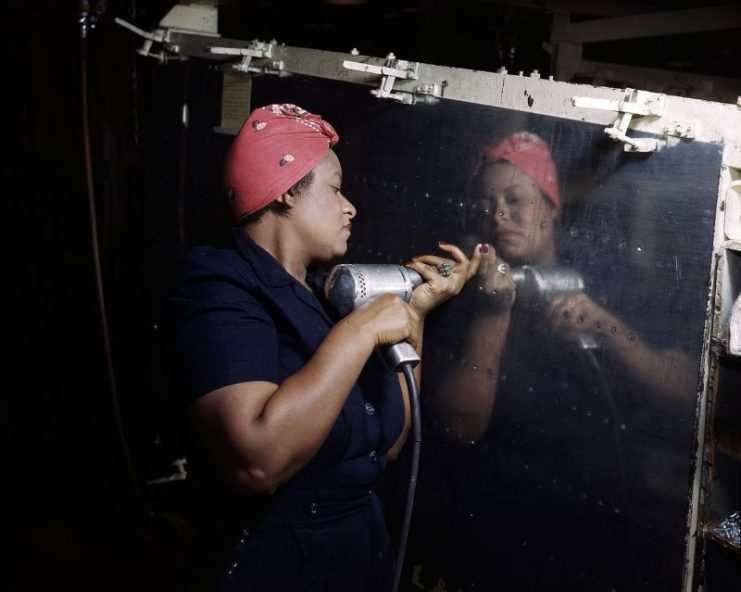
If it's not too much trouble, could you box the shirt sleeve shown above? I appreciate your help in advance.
[166,255,280,403]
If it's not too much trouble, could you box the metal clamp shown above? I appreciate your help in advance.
[115,18,171,62]
[572,88,666,152]
[115,16,221,63]
[207,41,280,74]
[343,53,425,105]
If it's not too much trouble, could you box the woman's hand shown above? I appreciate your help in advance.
[546,292,620,343]
[346,293,422,351]
[404,242,483,317]
[474,245,517,313]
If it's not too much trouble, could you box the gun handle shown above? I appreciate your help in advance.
[381,341,421,372]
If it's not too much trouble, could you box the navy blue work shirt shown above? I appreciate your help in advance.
[166,227,406,495]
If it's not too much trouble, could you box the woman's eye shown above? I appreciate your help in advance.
[505,191,520,205]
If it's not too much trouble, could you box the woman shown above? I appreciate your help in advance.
[435,131,692,440]
[424,131,695,590]
[165,103,482,591]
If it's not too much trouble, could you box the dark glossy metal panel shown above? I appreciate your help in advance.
[241,73,719,591]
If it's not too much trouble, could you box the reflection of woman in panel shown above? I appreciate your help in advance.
[435,131,692,441]
[427,132,694,590]
[165,104,481,591]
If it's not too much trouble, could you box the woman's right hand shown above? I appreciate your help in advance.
[347,293,421,351]
[475,245,516,312]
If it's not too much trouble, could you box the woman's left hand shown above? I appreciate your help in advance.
[546,292,620,343]
[405,242,483,317]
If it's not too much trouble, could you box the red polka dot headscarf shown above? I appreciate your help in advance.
[224,104,339,221]
[473,131,561,208]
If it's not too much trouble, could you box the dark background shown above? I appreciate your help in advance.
[3,1,739,590]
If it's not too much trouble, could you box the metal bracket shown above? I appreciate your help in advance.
[207,41,282,74]
[664,120,697,139]
[726,180,741,243]
[343,53,437,105]
[146,457,188,485]
[572,88,666,152]
[115,17,220,63]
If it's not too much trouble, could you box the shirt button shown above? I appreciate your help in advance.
[309,502,319,515]
[364,402,375,415]
[369,450,378,463]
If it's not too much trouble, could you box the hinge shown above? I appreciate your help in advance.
[343,53,441,105]
[572,88,666,152]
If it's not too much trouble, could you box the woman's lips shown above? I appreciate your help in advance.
[495,230,518,242]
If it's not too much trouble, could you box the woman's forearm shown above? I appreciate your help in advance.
[598,319,695,399]
[433,311,511,442]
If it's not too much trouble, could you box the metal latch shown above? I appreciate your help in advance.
[343,53,439,105]
[207,41,282,74]
[572,88,666,152]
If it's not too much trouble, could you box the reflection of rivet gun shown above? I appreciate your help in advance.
[511,265,585,304]
[512,265,597,349]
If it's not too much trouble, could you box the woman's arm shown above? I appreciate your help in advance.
[432,309,512,442]
[547,292,695,399]
[418,246,514,442]
[191,293,419,495]
[387,241,483,458]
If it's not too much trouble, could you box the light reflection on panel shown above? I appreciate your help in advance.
[249,75,720,591]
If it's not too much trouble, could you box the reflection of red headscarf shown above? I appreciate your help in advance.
[224,104,339,220]
[472,132,561,208]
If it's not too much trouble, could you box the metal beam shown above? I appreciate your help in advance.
[559,4,741,43]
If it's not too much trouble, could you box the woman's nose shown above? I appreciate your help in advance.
[342,193,356,218]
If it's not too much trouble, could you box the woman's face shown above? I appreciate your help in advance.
[290,149,356,262]
[479,162,559,265]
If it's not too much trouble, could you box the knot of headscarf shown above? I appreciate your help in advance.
[475,131,561,208]
[224,104,339,220]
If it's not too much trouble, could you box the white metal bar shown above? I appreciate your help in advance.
[114,17,164,43]
[342,60,414,79]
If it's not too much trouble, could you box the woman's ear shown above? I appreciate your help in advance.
[275,192,297,209]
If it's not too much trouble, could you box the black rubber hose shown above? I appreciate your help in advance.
[583,347,640,588]
[391,362,422,592]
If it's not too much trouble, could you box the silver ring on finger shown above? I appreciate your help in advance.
[437,261,453,278]
[497,262,508,275]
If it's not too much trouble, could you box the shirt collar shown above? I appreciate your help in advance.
[231,226,296,287]
[230,227,335,325]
